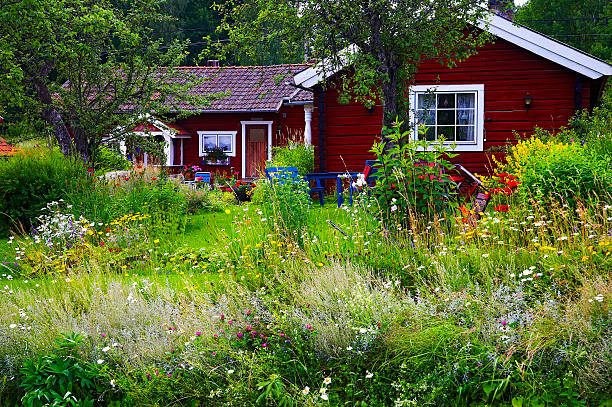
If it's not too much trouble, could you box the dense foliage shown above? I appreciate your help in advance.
[269,142,315,176]
[0,149,86,237]
[515,0,612,61]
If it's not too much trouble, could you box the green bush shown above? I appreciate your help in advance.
[93,145,131,173]
[269,142,314,176]
[0,148,87,237]
[501,136,611,207]
[20,333,107,407]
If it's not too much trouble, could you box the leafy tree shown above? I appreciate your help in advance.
[212,0,492,128]
[515,0,612,61]
[0,0,214,164]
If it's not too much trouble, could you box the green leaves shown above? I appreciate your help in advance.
[20,333,104,407]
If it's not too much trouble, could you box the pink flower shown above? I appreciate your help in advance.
[101,333,106,338]
[213,334,218,338]
[237,332,244,338]
[195,332,201,337]
[306,325,312,330]
[246,310,252,316]
[262,343,268,348]
[501,321,508,326]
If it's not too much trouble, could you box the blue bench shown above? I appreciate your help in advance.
[184,171,211,188]
[264,167,301,184]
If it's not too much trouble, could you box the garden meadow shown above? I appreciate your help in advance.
[0,115,611,406]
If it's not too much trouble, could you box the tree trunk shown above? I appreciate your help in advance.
[381,66,399,142]
[41,107,74,157]
[72,126,92,164]
[30,69,75,157]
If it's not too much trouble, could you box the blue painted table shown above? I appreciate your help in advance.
[305,172,360,207]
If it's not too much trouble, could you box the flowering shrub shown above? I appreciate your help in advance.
[370,122,458,228]
[496,137,611,207]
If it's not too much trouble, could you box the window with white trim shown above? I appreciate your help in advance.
[197,131,237,157]
[409,84,485,151]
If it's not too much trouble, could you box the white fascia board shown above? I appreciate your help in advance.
[294,44,359,88]
[479,14,612,79]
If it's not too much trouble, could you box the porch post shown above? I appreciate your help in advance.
[267,122,272,161]
[164,136,173,166]
[303,105,313,146]
[180,139,184,165]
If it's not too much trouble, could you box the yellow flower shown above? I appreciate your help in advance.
[154,239,160,244]
[581,256,588,262]
[225,209,231,214]
[317,262,324,267]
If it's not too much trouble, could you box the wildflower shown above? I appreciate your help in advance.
[102,346,110,352]
[9,324,17,329]
[302,386,310,395]
[321,393,329,401]
[195,332,201,337]
[305,325,312,330]
[97,359,104,364]
[227,369,234,374]
[366,371,374,379]
[323,377,332,385]
[225,209,231,215]
[110,379,115,388]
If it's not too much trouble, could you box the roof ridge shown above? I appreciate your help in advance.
[172,63,311,70]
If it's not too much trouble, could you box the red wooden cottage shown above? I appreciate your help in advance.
[137,64,313,178]
[293,13,612,174]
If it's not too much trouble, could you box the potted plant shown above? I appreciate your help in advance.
[204,147,229,165]
[181,164,202,180]
[221,172,256,202]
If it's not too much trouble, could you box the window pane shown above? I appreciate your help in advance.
[457,109,474,125]
[417,93,435,109]
[417,109,435,125]
[202,135,217,150]
[437,126,455,142]
[437,110,455,126]
[437,93,455,109]
[218,135,232,152]
[457,93,475,108]
[457,126,475,142]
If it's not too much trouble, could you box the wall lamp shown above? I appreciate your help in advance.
[524,92,533,111]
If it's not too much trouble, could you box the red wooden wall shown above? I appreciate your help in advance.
[311,37,600,174]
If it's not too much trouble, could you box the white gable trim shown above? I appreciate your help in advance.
[294,13,612,88]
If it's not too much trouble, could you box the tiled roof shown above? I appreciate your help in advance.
[0,137,16,156]
[169,64,313,112]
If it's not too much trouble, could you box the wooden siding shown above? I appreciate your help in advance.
[312,37,599,174]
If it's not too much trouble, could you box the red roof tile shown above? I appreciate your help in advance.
[169,64,313,112]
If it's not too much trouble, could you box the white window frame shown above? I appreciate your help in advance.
[408,84,485,152]
[197,131,237,157]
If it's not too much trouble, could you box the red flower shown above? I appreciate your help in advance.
[493,204,509,212]
[87,168,94,172]
[152,177,157,180]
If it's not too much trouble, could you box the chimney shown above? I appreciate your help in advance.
[489,0,515,20]
[206,60,220,67]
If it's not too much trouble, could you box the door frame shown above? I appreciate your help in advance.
[241,120,273,179]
